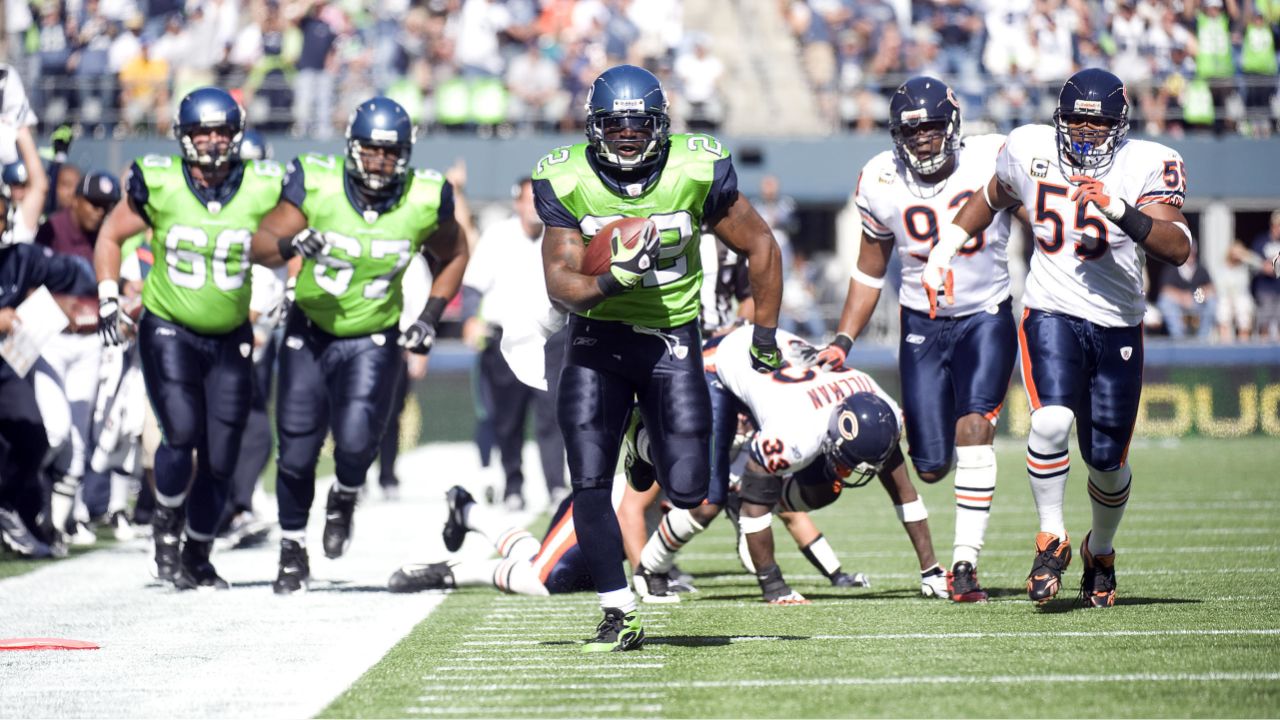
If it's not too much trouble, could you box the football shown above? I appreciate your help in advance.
[581,217,657,276]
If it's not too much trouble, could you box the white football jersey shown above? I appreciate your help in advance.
[710,326,901,475]
[855,134,1013,317]
[996,124,1187,327]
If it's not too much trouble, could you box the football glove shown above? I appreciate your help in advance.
[1069,174,1123,221]
[921,223,969,319]
[816,333,853,370]
[749,324,782,373]
[51,124,75,157]
[399,319,436,355]
[97,281,134,347]
[281,228,326,261]
[608,220,661,290]
[920,564,950,599]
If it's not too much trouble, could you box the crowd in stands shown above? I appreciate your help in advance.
[788,0,1280,136]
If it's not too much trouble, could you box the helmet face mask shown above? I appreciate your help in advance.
[345,97,415,193]
[584,65,671,182]
[174,87,245,168]
[889,76,961,188]
[1053,68,1129,176]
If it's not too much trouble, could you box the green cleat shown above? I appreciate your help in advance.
[582,608,645,653]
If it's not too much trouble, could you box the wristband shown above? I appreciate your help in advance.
[98,279,120,301]
[830,333,853,355]
[596,273,625,297]
[850,266,885,289]
[1112,200,1153,245]
[752,323,778,350]
[421,296,448,326]
[277,235,296,261]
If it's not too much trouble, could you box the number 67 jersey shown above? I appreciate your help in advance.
[131,156,283,334]
[996,124,1187,327]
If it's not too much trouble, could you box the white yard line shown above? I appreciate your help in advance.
[0,443,514,719]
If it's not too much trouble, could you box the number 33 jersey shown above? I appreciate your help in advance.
[284,154,450,337]
[855,133,1012,317]
[996,124,1187,327]
[130,156,283,335]
[710,325,902,475]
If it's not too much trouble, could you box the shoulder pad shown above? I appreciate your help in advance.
[246,159,285,178]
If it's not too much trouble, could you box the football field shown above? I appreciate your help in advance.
[2,436,1278,718]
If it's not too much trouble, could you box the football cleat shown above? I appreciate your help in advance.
[1027,531,1072,604]
[621,412,656,493]
[152,504,184,584]
[920,564,950,598]
[272,539,310,595]
[322,484,358,559]
[947,561,989,603]
[633,565,680,604]
[0,506,52,558]
[1079,532,1117,608]
[218,510,271,551]
[387,561,456,593]
[442,485,475,553]
[175,539,230,590]
[582,607,645,653]
[666,565,698,593]
[830,571,871,588]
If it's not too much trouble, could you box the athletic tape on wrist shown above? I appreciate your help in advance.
[894,498,928,523]
[98,279,119,301]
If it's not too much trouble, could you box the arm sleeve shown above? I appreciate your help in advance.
[280,158,307,209]
[437,180,455,222]
[533,178,579,230]
[1135,148,1187,209]
[701,156,739,225]
[24,245,96,295]
[125,161,152,226]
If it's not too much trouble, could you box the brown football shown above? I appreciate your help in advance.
[581,217,656,276]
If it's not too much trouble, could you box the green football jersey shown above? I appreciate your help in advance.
[532,134,733,328]
[138,156,284,335]
[290,154,447,337]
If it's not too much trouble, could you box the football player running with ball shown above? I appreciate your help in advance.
[95,88,287,589]
[534,65,782,651]
[251,97,467,595]
[928,69,1192,608]
[820,77,1016,602]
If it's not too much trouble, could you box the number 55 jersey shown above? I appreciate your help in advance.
[131,156,283,334]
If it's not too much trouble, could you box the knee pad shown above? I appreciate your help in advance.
[1029,405,1075,448]
[738,511,773,535]
[738,468,782,507]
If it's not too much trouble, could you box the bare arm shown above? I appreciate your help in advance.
[94,199,150,284]
[952,174,1016,237]
[250,201,309,267]
[1139,203,1193,267]
[14,127,47,230]
[713,194,782,329]
[542,225,609,314]
[421,216,468,303]
[831,235,893,342]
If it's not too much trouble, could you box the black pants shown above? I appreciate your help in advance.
[224,334,277,526]
[378,361,409,487]
[275,310,403,532]
[0,371,50,525]
[480,328,567,500]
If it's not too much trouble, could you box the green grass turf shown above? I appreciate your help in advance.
[324,436,1280,718]
[0,525,116,580]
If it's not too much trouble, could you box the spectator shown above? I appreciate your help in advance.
[756,174,799,274]
[69,1,116,134]
[1251,210,1280,339]
[673,34,724,130]
[293,0,339,139]
[107,14,143,79]
[505,42,568,131]
[454,0,511,77]
[117,38,169,133]
[1217,240,1259,341]
[35,170,119,261]
[1240,10,1278,134]
[1157,244,1217,339]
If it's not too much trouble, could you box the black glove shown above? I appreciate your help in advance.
[398,296,448,355]
[748,324,782,373]
[97,296,133,347]
[279,228,327,261]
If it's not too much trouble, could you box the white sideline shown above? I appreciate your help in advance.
[0,442,547,719]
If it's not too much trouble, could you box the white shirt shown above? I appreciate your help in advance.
[997,124,1188,327]
[712,326,901,475]
[0,65,38,127]
[856,134,1012,316]
[463,215,549,334]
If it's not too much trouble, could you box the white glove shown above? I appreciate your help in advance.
[920,564,950,599]
[921,223,970,319]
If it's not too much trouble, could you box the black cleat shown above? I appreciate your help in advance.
[947,561,989,603]
[175,539,229,590]
[582,608,645,653]
[388,561,457,593]
[273,539,310,595]
[442,485,475,553]
[1027,532,1072,604]
[152,504,184,584]
[1079,532,1117,608]
[322,484,359,559]
[633,565,680,604]
[666,565,698,593]
[757,563,810,605]
[830,570,871,588]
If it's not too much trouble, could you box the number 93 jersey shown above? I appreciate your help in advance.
[996,124,1187,327]
[710,325,902,475]
[855,134,1012,317]
[132,156,284,335]
[285,154,449,337]
[532,134,739,329]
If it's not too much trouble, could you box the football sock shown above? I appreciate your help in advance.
[1086,464,1132,556]
[953,444,997,567]
[598,586,636,614]
[494,529,540,562]
[281,529,306,545]
[108,472,132,515]
[185,467,227,538]
[490,558,550,597]
[153,444,193,502]
[799,534,841,578]
[463,501,541,561]
[275,468,315,534]
[639,508,706,573]
[1026,406,1074,541]
[450,558,497,586]
[572,485,630,601]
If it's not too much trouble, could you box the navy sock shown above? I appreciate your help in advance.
[571,486,628,593]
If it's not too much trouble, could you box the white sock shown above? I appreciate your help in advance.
[156,491,186,509]
[799,534,842,577]
[451,558,500,586]
[598,586,636,613]
[1086,464,1131,556]
[493,528,540,562]
[50,481,76,533]
[108,472,133,515]
[490,558,550,596]
[953,445,996,567]
[1026,406,1074,541]
[281,529,306,545]
[639,508,706,573]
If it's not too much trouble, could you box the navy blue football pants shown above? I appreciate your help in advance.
[275,309,404,532]
[559,315,711,595]
[137,312,253,537]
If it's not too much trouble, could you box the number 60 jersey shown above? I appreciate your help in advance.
[130,156,283,334]
[996,124,1187,327]
[855,134,1012,317]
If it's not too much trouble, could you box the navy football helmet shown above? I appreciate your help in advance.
[821,392,901,488]
[2,161,27,187]
[239,129,272,161]
[346,96,415,192]
[889,76,962,180]
[174,87,245,167]
[1053,68,1129,175]
[585,65,671,180]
